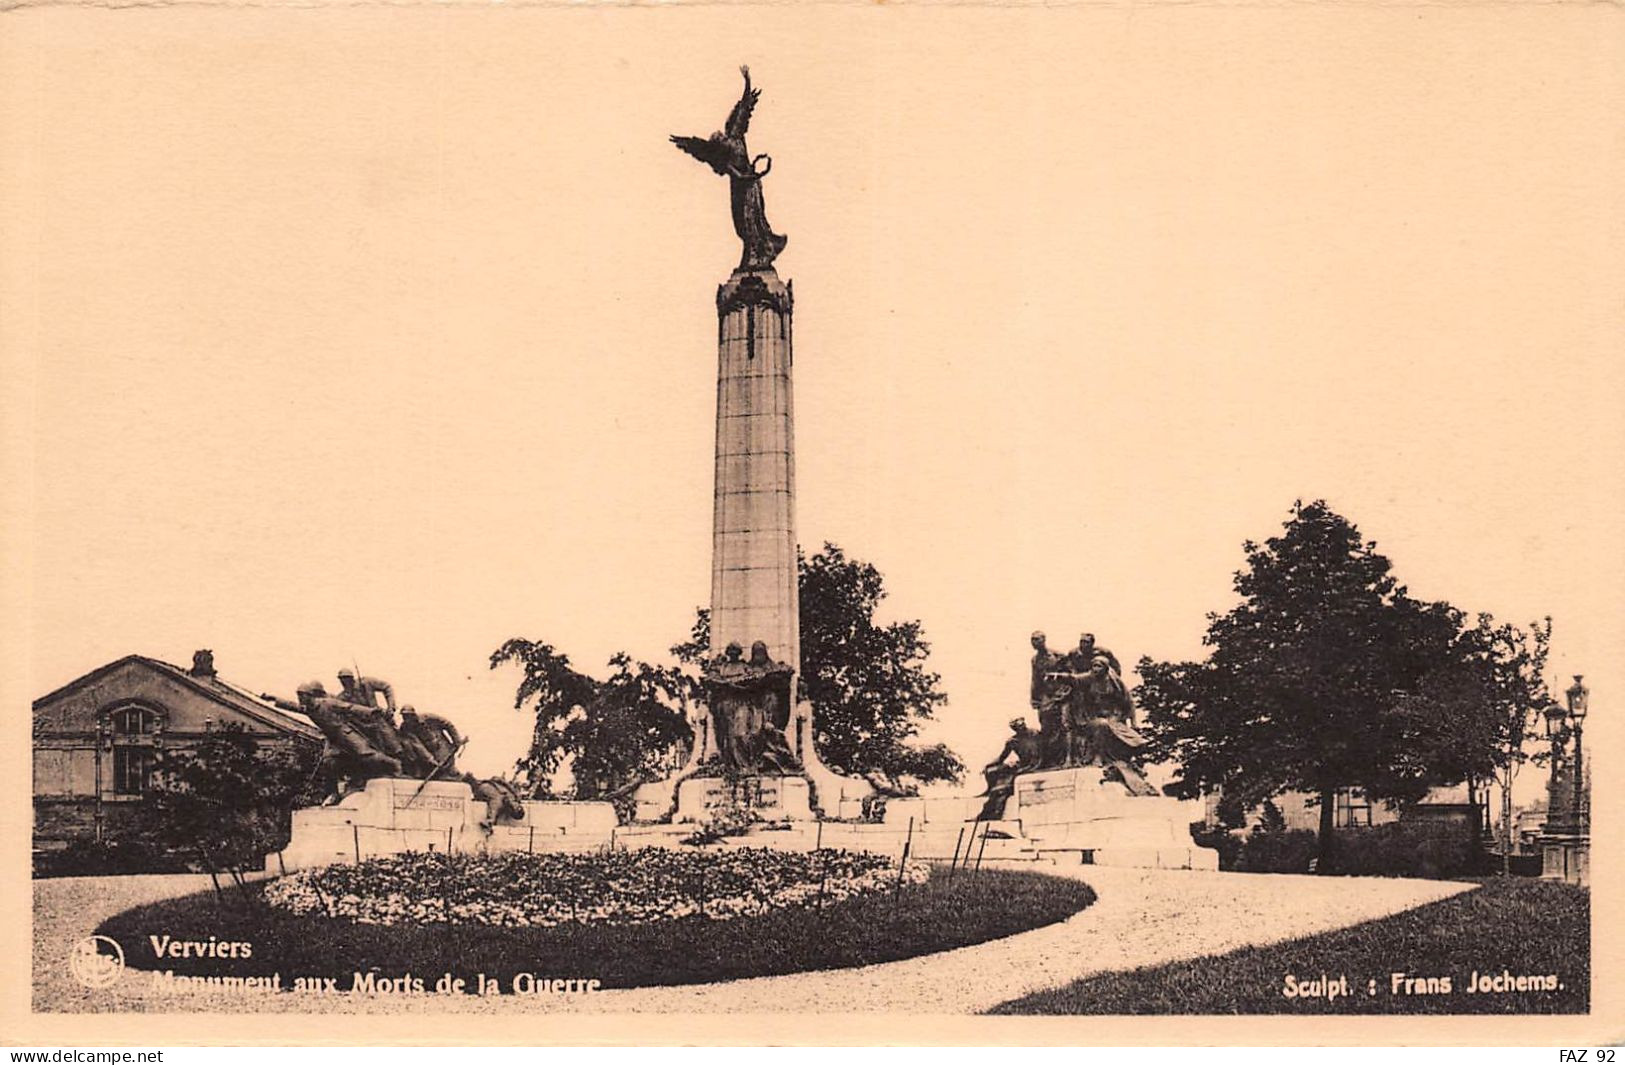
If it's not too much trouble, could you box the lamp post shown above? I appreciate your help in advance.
[1566,675,1589,834]
[1540,675,1592,884]
[1543,698,1568,834]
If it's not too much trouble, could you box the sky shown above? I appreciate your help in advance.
[6,4,1622,803]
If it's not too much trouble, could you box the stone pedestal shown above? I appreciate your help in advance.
[266,777,618,873]
[674,773,813,823]
[1010,767,1214,868]
[882,767,1217,870]
[632,778,681,823]
[1539,832,1589,886]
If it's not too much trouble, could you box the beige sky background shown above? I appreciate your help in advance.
[6,4,1622,799]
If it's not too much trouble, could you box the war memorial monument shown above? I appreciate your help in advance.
[19,15,1602,1031]
[262,67,1214,874]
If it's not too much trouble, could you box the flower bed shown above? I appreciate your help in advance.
[264,848,929,928]
[99,862,1094,990]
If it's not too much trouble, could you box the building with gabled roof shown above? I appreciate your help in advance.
[33,649,321,850]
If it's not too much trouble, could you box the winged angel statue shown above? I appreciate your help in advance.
[671,66,788,270]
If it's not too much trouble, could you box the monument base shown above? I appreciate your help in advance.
[1539,832,1589,886]
[674,773,814,823]
[883,766,1217,871]
[266,777,618,873]
[632,777,681,823]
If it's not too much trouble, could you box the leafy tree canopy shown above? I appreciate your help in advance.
[488,640,695,801]
[137,723,324,877]
[1138,500,1479,866]
[497,542,962,801]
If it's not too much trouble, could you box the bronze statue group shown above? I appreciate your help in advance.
[267,670,525,826]
[271,628,1150,827]
[702,640,802,775]
[978,632,1157,821]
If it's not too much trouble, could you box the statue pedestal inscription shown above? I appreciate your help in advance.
[674,774,813,823]
[267,777,618,873]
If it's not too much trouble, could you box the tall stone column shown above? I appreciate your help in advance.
[659,68,871,819]
[710,268,799,672]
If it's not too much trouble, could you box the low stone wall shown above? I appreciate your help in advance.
[267,771,1219,874]
[613,817,1033,863]
[266,778,617,873]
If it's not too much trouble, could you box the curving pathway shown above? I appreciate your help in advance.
[33,863,1473,1014]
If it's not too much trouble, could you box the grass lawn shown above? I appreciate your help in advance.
[97,864,1093,993]
[990,876,1588,1015]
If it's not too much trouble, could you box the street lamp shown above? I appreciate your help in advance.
[1566,675,1589,831]
[1542,699,1568,833]
[1543,699,1566,740]
[1567,674,1589,719]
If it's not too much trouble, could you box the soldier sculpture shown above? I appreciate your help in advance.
[267,670,526,826]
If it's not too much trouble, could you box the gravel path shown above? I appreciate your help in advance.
[33,864,1473,1014]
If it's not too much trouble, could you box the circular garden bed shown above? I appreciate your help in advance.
[264,848,925,927]
[97,848,1094,993]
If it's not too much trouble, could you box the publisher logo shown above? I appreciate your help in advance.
[67,935,125,989]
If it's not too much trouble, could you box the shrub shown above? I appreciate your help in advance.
[1233,820,1482,878]
[1329,820,1475,879]
[1256,799,1289,835]
[32,838,190,878]
[135,724,322,881]
[1236,828,1319,873]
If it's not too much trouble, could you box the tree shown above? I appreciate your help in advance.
[1367,613,1555,873]
[488,640,696,805]
[1139,500,1470,873]
[499,542,962,805]
[138,724,323,889]
[1451,615,1554,874]
[675,543,963,791]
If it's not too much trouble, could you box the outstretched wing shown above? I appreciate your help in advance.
[671,133,730,174]
[725,65,758,139]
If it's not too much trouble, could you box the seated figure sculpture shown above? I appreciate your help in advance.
[977,717,1044,820]
[703,641,802,774]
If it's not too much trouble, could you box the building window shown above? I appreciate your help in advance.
[1337,788,1373,828]
[104,704,162,797]
[112,746,154,794]
[111,707,156,735]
